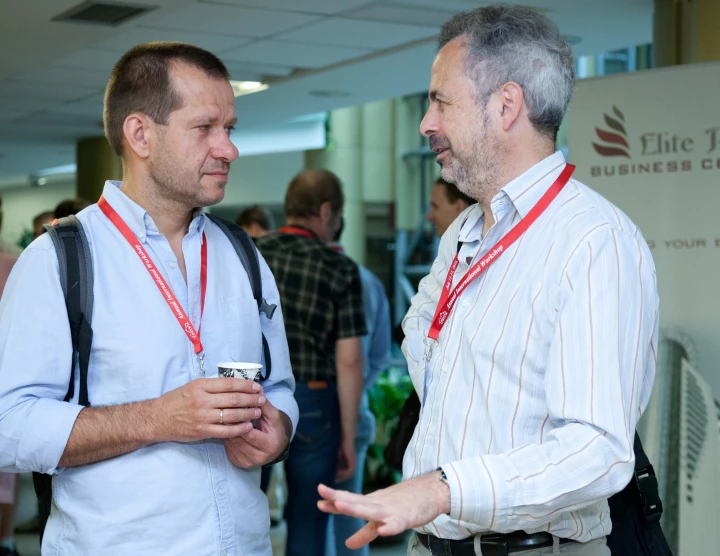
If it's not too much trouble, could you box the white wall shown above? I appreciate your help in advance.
[218,150,304,208]
[568,62,720,395]
[1,179,75,246]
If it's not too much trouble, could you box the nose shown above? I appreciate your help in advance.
[419,103,438,137]
[213,130,239,163]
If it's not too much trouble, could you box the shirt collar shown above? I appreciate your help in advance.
[458,151,567,243]
[101,181,207,242]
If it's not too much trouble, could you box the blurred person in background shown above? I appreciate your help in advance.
[31,211,54,241]
[53,198,92,220]
[256,169,366,556]
[326,221,391,556]
[236,204,275,239]
[0,199,21,256]
[426,177,475,238]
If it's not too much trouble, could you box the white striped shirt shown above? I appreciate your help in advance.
[402,152,659,542]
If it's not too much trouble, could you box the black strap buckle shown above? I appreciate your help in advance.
[479,533,509,556]
[635,464,663,524]
[259,297,276,319]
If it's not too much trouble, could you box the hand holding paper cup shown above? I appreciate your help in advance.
[218,362,263,383]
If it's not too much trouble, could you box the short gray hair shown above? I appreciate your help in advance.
[438,5,575,141]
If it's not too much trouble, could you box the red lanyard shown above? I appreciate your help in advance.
[278,226,318,239]
[98,196,209,373]
[425,164,575,358]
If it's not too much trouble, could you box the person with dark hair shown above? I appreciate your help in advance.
[319,6,657,556]
[53,198,92,220]
[427,178,475,237]
[0,42,297,555]
[256,169,366,556]
[236,204,275,238]
[32,211,55,240]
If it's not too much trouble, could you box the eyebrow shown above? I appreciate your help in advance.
[429,90,448,102]
[189,115,238,127]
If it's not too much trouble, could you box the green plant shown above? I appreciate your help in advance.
[18,228,33,249]
[364,366,414,491]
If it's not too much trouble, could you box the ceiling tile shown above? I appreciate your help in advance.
[17,66,110,89]
[144,3,321,38]
[222,60,295,80]
[223,40,371,69]
[94,27,254,54]
[17,109,102,129]
[55,49,125,72]
[276,18,438,50]
[204,0,376,15]
[0,97,61,120]
[346,4,458,27]
[0,79,102,101]
[52,94,105,117]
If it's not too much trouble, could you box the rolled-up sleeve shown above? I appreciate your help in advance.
[0,238,82,474]
[256,252,298,437]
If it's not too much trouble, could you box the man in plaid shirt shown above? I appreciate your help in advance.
[256,169,366,555]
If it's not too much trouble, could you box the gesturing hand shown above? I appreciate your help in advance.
[224,399,292,469]
[156,377,265,442]
[317,471,451,549]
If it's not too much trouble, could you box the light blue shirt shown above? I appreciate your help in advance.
[0,182,298,556]
[357,265,391,444]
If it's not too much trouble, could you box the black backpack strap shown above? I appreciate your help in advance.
[43,216,94,407]
[35,216,94,544]
[633,432,663,524]
[206,214,276,381]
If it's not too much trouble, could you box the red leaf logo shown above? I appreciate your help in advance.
[592,106,631,158]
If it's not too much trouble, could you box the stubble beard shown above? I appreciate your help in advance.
[440,114,502,205]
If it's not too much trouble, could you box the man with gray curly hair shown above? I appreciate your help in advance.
[319,5,658,556]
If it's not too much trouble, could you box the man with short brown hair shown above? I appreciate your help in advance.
[0,42,297,555]
[256,169,366,556]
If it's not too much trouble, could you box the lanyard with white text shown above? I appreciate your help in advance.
[98,196,210,375]
[424,164,575,361]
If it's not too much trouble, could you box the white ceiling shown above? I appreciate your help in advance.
[0,0,653,184]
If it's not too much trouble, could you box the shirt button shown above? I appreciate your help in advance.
[217,488,224,495]
[441,364,448,373]
[169,262,177,269]
[462,300,469,307]
[138,233,145,240]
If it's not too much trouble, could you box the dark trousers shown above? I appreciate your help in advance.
[284,381,341,556]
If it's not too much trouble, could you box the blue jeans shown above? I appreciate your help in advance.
[284,382,341,556]
[326,394,376,556]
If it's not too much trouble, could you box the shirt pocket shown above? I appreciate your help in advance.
[221,297,261,362]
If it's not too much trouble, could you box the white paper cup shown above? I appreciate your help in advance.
[217,362,263,382]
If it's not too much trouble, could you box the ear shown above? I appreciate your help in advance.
[318,201,332,224]
[497,82,524,132]
[452,198,468,214]
[122,113,154,159]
